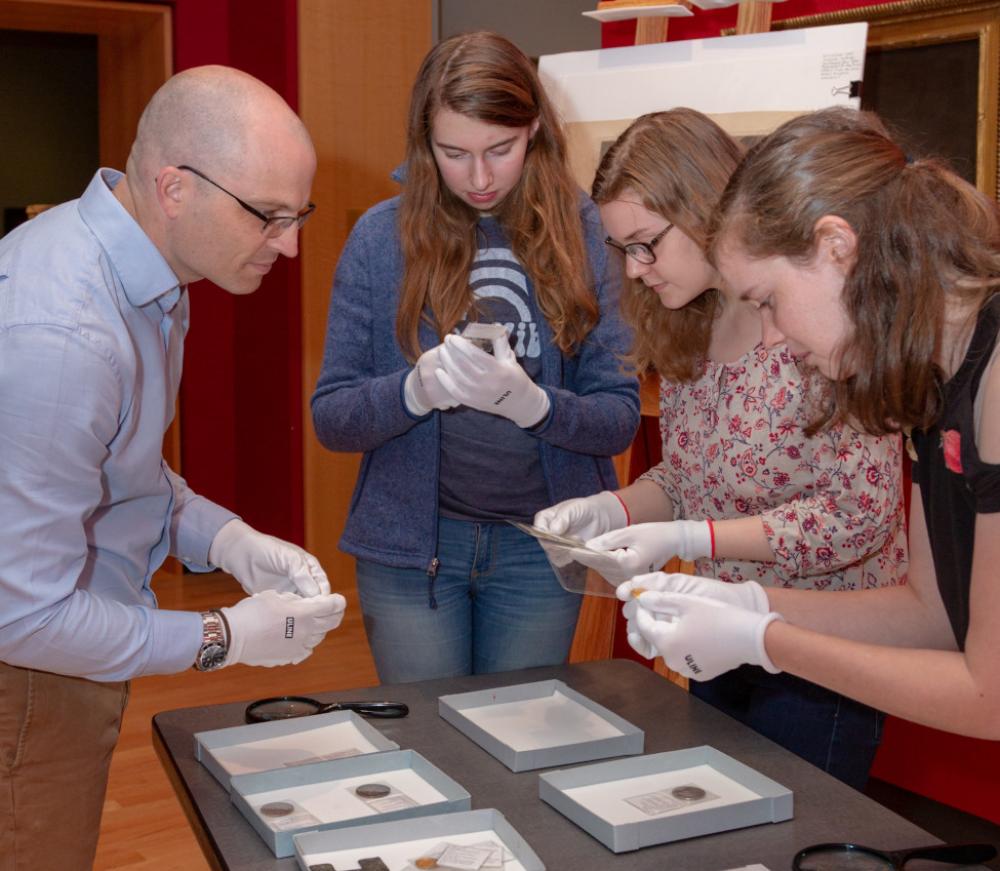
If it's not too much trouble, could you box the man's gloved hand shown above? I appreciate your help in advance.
[210,519,331,597]
[221,589,347,667]
[626,589,782,681]
[403,343,461,416]
[617,571,771,658]
[584,520,712,582]
[435,334,550,429]
[534,491,628,541]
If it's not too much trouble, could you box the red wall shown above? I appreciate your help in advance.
[604,0,1000,826]
[171,0,304,545]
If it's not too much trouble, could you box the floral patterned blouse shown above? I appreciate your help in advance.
[641,344,908,590]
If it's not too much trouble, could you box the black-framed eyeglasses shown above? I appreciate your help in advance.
[604,223,673,265]
[177,165,315,238]
[793,841,997,870]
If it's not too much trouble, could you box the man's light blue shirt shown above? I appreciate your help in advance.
[0,169,236,680]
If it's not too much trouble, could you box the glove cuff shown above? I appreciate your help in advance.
[512,384,551,429]
[742,580,771,615]
[755,611,784,674]
[676,520,713,561]
[208,518,249,569]
[594,490,629,530]
[403,368,431,417]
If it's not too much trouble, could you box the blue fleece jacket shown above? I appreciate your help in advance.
[311,193,640,571]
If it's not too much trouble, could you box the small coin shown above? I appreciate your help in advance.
[671,785,707,801]
[414,859,438,870]
[354,782,392,799]
[259,800,295,817]
[631,587,646,598]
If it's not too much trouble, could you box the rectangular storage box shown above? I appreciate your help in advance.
[293,808,545,871]
[438,679,643,772]
[538,745,793,853]
[230,748,471,858]
[194,710,399,791]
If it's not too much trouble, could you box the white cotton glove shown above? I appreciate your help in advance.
[617,571,770,658]
[403,343,461,416]
[617,572,770,612]
[435,333,550,428]
[534,491,628,541]
[221,589,347,667]
[582,520,713,583]
[209,519,331,597]
[627,589,783,681]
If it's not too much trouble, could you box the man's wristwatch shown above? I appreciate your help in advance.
[193,609,229,672]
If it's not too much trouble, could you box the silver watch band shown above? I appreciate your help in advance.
[193,609,228,671]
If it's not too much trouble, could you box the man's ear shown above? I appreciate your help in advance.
[155,167,186,219]
[812,214,857,274]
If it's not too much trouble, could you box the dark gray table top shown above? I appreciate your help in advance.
[153,659,940,871]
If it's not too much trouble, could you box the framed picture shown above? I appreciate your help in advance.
[771,0,1000,198]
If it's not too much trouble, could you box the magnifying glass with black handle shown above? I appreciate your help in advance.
[245,695,409,724]
[793,841,997,870]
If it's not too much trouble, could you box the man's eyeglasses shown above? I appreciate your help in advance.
[604,223,673,265]
[177,165,315,238]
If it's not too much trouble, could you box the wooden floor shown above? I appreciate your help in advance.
[93,569,379,870]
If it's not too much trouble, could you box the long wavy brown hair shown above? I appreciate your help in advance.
[708,107,1000,435]
[591,109,742,381]
[396,31,598,361]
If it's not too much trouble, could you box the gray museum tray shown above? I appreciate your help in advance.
[539,745,793,853]
[438,678,643,772]
[230,749,471,858]
[293,808,545,871]
[194,710,399,791]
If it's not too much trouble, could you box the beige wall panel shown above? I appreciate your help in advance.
[299,1,433,587]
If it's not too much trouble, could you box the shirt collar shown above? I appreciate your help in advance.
[77,169,182,309]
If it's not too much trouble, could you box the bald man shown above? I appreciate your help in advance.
[0,66,345,869]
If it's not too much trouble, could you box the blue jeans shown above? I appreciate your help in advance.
[356,517,583,684]
[690,665,884,791]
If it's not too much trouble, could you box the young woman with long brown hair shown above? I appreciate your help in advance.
[536,109,907,788]
[620,106,1000,740]
[312,31,639,683]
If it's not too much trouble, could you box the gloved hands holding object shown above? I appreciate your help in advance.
[210,519,332,597]
[534,491,629,541]
[222,589,347,667]
[616,571,770,659]
[403,343,461,416]
[582,520,713,583]
[435,333,550,428]
[618,573,781,680]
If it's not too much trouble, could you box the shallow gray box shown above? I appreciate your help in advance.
[194,710,399,791]
[539,745,793,853]
[438,678,643,772]
[230,748,471,857]
[293,807,545,871]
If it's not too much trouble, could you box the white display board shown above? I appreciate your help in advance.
[538,22,868,188]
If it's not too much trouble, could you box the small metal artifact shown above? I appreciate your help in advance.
[259,800,295,817]
[414,859,439,869]
[671,785,707,801]
[354,782,392,799]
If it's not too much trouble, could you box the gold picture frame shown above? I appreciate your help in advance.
[766,0,999,199]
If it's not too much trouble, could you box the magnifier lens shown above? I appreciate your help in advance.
[797,847,894,871]
[248,698,323,720]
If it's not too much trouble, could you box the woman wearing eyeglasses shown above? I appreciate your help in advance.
[311,32,639,684]
[536,109,907,790]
